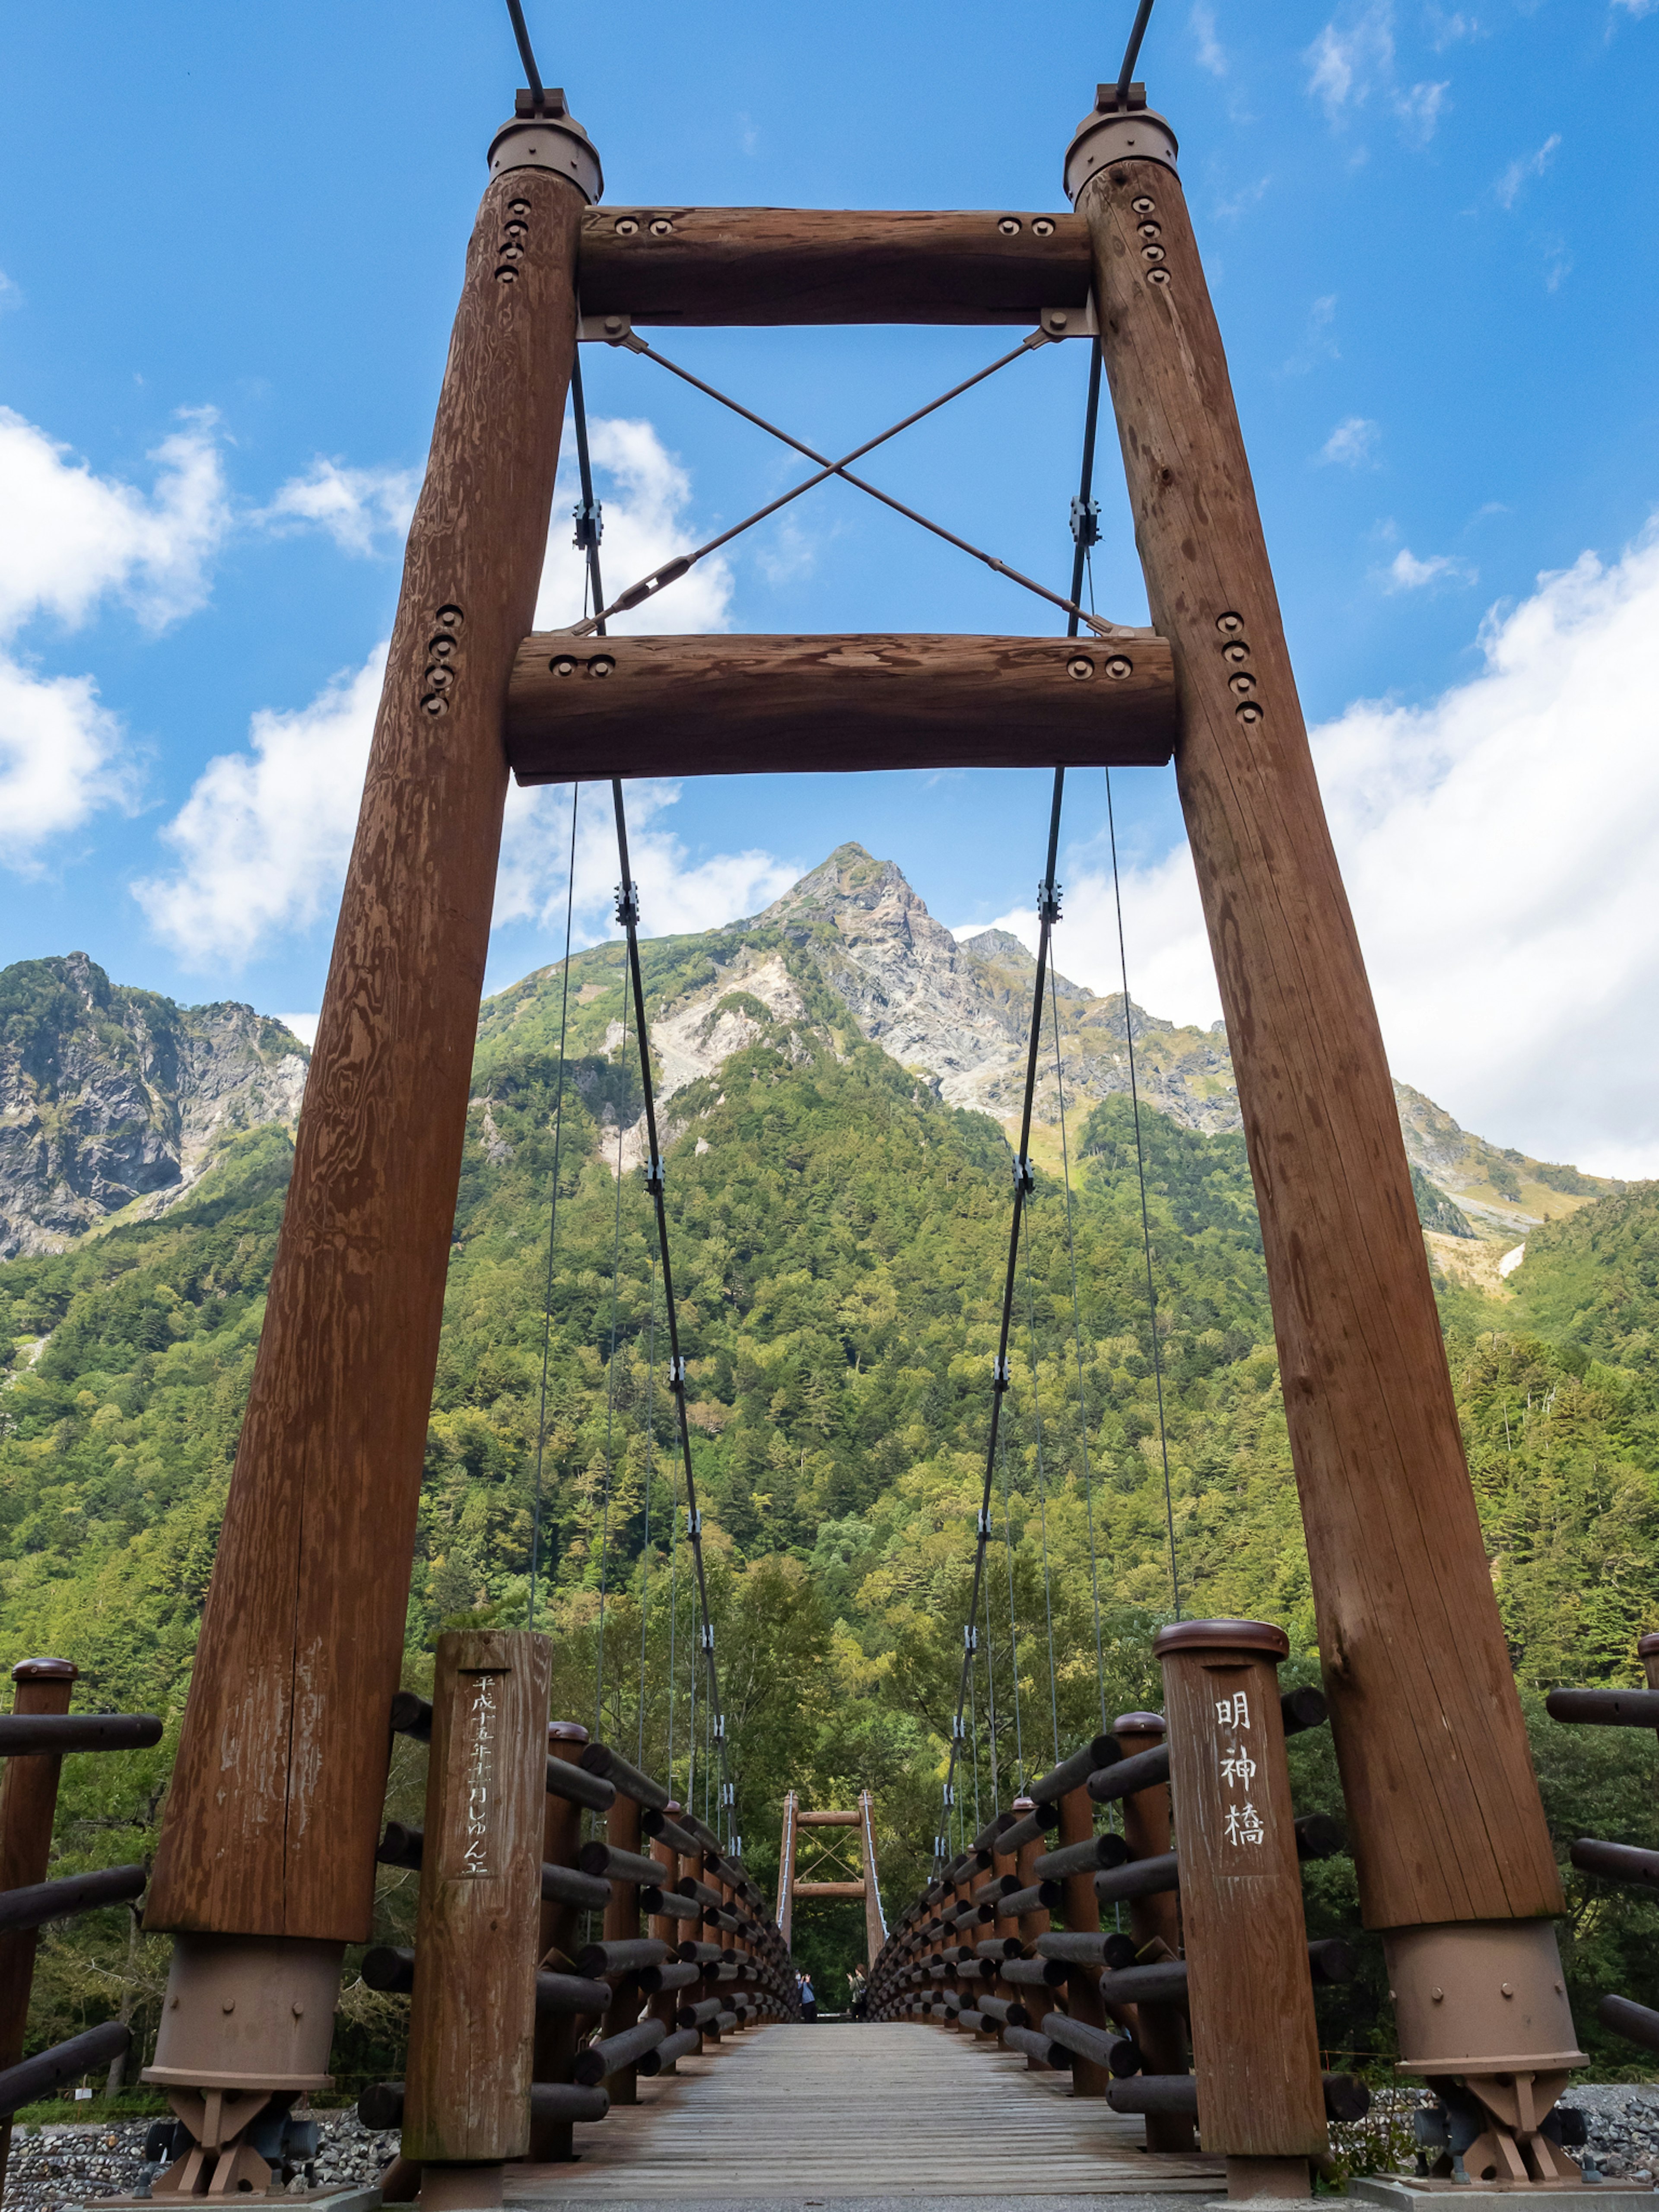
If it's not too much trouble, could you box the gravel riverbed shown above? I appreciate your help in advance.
[2,2111,398,2212]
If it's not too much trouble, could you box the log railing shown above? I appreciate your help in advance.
[362,1647,799,2190]
[0,1657,164,2194]
[864,1619,1365,2194]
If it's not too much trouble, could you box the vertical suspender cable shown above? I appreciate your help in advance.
[528,785,580,1630]
[638,1253,657,1766]
[998,1420,1025,1795]
[1105,771,1181,1619]
[1022,1253,1062,1768]
[1050,987,1109,1731]
[592,982,629,1738]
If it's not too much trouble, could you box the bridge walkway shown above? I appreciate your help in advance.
[508,2022,1224,2207]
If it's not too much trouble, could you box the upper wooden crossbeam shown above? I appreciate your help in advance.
[505,632,1176,785]
[578,208,1091,327]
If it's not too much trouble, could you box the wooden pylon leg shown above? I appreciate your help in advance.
[1070,102,1562,1944]
[0,1660,76,2199]
[146,135,590,1951]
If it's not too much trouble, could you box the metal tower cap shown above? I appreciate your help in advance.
[1064,85,1179,202]
[489,89,603,203]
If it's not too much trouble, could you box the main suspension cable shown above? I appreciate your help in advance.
[935,770,1065,1869]
[1105,769,1181,1619]
[608,331,1129,640]
[1116,0,1159,106]
[611,780,739,1841]
[501,0,544,105]
[528,782,580,1631]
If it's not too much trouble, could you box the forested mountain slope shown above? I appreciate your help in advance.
[0,852,1655,2072]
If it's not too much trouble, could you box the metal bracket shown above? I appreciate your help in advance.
[487,91,604,203]
[1036,296,1099,340]
[578,310,648,348]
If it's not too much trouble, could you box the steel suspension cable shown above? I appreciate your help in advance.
[933,770,1065,1867]
[528,784,580,1630]
[1051,984,1109,1731]
[610,780,738,1837]
[1117,0,1159,105]
[501,0,545,105]
[1022,1251,1062,1769]
[637,1253,657,1767]
[1105,769,1181,1619]
[592,978,630,1739]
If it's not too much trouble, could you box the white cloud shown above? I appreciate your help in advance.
[1320,416,1381,467]
[0,406,230,636]
[535,415,733,635]
[1611,0,1656,18]
[274,1014,319,1048]
[1380,546,1477,591]
[495,780,797,950]
[1305,3,1449,139]
[257,459,419,556]
[1495,133,1560,211]
[988,524,1659,1179]
[1191,3,1227,74]
[0,660,133,867]
[0,271,21,315]
[134,648,386,964]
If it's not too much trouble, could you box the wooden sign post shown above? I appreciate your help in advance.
[1155,1621,1325,2200]
[403,1630,552,2205]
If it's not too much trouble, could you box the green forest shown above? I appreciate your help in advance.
[2,925,1658,2090]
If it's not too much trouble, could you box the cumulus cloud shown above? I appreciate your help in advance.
[135,648,386,964]
[0,407,235,869]
[535,415,734,635]
[257,459,419,556]
[1320,416,1381,467]
[971,524,1659,1180]
[1191,3,1228,74]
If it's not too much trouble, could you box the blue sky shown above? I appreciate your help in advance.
[2,2,1657,1172]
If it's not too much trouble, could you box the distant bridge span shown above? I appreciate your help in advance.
[776,1790,888,1967]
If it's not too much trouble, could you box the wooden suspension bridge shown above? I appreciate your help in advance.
[2,3,1656,2206]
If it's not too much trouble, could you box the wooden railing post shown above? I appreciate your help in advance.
[1156,1621,1325,2201]
[0,1659,76,2196]
[648,1807,683,2066]
[403,1630,552,2208]
[1067,90,1567,2039]
[1054,1783,1110,2096]
[529,1721,590,2164]
[143,95,599,2076]
[601,1785,644,2101]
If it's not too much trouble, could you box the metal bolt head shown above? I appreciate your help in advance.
[590,655,615,677]
[1033,218,1055,237]
[1067,656,1094,680]
[1432,1986,1445,2002]
[552,656,576,677]
[1501,1982,1515,1997]
[616,217,639,235]
[649,218,673,235]
[1142,244,1166,263]
[1106,655,1132,680]
[604,315,626,335]
[998,216,1021,235]
[1147,267,1170,286]
[1216,611,1244,636]
[222,1999,235,2015]
[509,198,531,216]
[1223,641,1248,664]
[1131,194,1156,214]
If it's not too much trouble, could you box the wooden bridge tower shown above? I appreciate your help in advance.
[778,1792,887,1971]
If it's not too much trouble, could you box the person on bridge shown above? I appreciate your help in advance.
[798,1970,817,2021]
[848,1965,868,2018]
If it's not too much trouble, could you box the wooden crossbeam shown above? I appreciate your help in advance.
[505,632,1175,785]
[795,1810,860,1827]
[792,1881,867,1899]
[578,207,1091,327]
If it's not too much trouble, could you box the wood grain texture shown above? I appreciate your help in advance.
[145,167,584,1943]
[531,1727,590,2163]
[0,1670,74,2196]
[404,1630,553,2163]
[506,632,1175,784]
[603,1792,643,2106]
[1081,158,1561,1932]
[1158,1636,1325,2161]
[577,206,1090,326]
[1054,1785,1110,2095]
[506,2024,1224,2201]
[1111,1712,1193,2155]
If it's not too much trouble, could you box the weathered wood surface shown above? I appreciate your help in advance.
[506,632,1175,785]
[1080,146,1562,1932]
[578,207,1090,326]
[404,1630,552,2163]
[791,1879,866,1898]
[507,2022,1222,2200]
[146,165,585,1942]
[1053,1783,1110,2095]
[531,1724,591,2163]
[1157,1623,1325,2163]
[1111,1710,1193,2154]
[602,1788,644,2106]
[0,1662,75,2196]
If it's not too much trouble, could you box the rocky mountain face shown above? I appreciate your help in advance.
[5,844,1618,1264]
[0,953,308,1260]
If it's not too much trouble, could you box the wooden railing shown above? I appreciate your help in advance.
[0,1656,163,2192]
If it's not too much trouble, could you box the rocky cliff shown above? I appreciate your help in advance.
[0,953,308,1259]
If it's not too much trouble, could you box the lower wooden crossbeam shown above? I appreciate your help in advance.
[505,632,1176,783]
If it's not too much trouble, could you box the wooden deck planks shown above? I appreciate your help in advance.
[508,2023,1224,2201]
